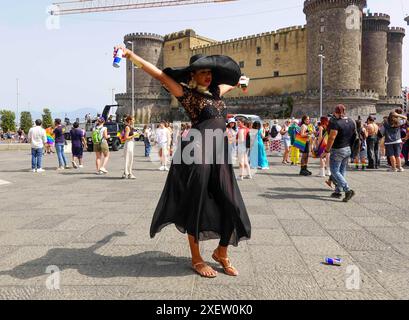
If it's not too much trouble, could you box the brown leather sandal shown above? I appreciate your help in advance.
[192,262,217,278]
[212,251,239,277]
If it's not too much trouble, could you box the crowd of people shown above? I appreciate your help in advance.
[0,128,27,144]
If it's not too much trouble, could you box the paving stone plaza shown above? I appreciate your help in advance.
[1,144,409,300]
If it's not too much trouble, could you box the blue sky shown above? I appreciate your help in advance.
[1,0,408,114]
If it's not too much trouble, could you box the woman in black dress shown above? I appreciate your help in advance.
[114,46,251,278]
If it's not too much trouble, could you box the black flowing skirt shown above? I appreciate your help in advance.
[149,118,251,246]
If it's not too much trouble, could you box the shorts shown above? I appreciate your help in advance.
[283,138,291,149]
[385,143,401,158]
[72,145,84,158]
[94,140,109,153]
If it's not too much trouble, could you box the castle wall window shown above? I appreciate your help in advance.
[320,26,325,33]
[274,43,279,51]
[274,71,280,77]
[256,59,262,67]
[320,17,325,23]
[172,46,175,51]
[257,47,261,54]
[179,43,182,49]
[239,61,245,68]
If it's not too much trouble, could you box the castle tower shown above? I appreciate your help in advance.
[124,33,164,96]
[361,13,390,97]
[116,33,170,123]
[304,0,367,91]
[387,27,405,98]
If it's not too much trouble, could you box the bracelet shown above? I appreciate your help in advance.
[133,60,143,69]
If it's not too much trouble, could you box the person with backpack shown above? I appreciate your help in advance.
[121,116,136,179]
[269,120,282,155]
[93,117,110,175]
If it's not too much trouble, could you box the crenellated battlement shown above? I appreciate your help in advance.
[388,27,406,35]
[124,32,164,42]
[304,0,367,15]
[363,13,390,32]
[364,13,391,20]
[192,25,305,50]
[164,29,197,41]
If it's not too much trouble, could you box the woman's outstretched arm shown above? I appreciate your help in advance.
[114,45,183,97]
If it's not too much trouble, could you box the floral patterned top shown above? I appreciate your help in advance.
[177,85,227,125]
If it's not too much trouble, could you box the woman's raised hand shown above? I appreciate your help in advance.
[113,45,132,59]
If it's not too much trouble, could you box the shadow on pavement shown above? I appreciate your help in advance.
[0,232,193,280]
[260,187,340,202]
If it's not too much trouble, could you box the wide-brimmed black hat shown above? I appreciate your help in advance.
[163,54,241,87]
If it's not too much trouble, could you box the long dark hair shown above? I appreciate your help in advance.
[252,121,261,130]
[301,115,309,125]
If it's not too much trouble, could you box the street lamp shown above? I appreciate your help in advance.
[126,41,135,119]
[16,78,19,127]
[318,54,325,117]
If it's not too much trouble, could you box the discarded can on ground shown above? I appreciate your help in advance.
[324,257,342,266]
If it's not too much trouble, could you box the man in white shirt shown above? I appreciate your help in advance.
[27,119,47,173]
[156,121,169,171]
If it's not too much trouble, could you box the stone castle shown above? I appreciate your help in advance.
[115,0,406,123]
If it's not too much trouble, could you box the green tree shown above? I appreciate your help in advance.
[42,108,53,128]
[0,110,16,133]
[20,111,33,134]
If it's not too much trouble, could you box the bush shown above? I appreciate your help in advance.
[0,110,16,133]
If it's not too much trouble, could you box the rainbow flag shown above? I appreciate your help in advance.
[45,128,55,144]
[312,132,328,158]
[294,133,308,152]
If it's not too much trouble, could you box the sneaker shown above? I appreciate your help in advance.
[244,175,253,180]
[78,165,84,168]
[56,166,65,171]
[397,168,405,172]
[164,166,170,171]
[96,171,103,175]
[100,167,108,174]
[64,165,70,170]
[331,192,342,199]
[122,173,128,179]
[343,190,356,203]
[159,166,165,171]
[37,168,45,173]
[72,161,78,169]
[32,169,37,173]
[128,175,137,180]
[387,168,397,172]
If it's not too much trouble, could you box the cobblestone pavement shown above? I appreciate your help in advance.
[0,144,408,300]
